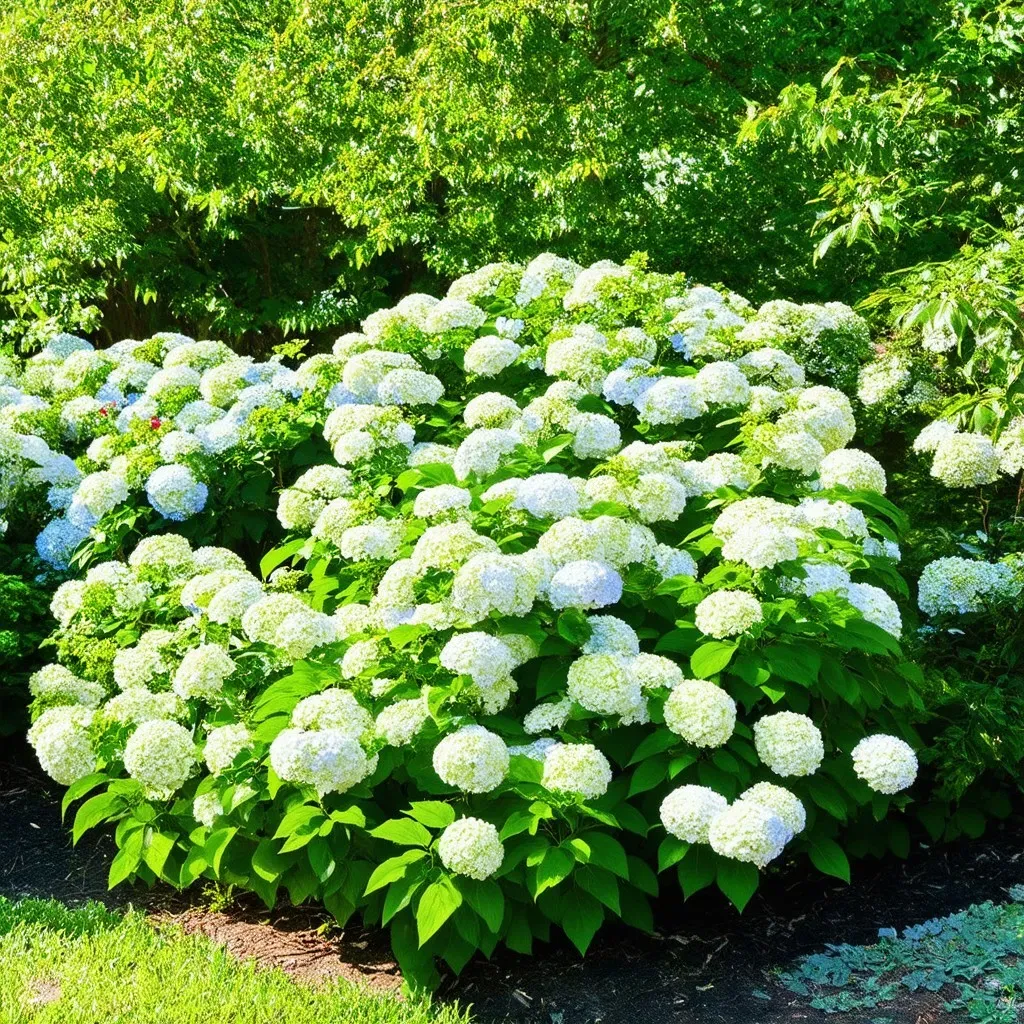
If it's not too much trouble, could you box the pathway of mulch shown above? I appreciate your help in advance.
[2,747,1020,1023]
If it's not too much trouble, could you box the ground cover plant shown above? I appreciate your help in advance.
[0,896,470,1024]
[9,256,932,990]
[777,892,1024,1022]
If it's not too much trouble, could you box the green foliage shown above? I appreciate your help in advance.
[0,546,54,734]
[0,897,470,1023]
[0,0,975,349]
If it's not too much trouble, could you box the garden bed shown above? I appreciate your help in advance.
[4,744,1021,1023]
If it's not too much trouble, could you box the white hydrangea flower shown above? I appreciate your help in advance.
[274,609,338,659]
[269,728,375,796]
[664,679,737,747]
[512,473,582,520]
[567,653,643,717]
[695,361,751,406]
[846,582,902,637]
[851,734,918,794]
[450,553,541,620]
[413,484,472,520]
[818,449,887,494]
[694,590,763,638]
[584,474,630,507]
[377,368,444,406]
[651,543,698,580]
[797,498,868,539]
[333,603,374,639]
[123,719,197,798]
[635,377,707,424]
[193,791,223,828]
[917,556,1021,616]
[453,428,519,480]
[204,724,252,774]
[523,697,573,734]
[629,653,684,691]
[432,726,509,793]
[241,593,309,644]
[292,688,372,738]
[437,818,505,880]
[735,348,805,388]
[792,561,852,598]
[545,328,609,390]
[737,782,806,837]
[753,712,824,777]
[515,253,583,305]
[193,546,246,573]
[341,638,381,679]
[628,473,688,523]
[603,359,657,406]
[440,632,517,688]
[128,534,195,582]
[67,470,129,529]
[759,429,825,476]
[541,742,612,799]
[549,560,623,610]
[995,416,1024,474]
[708,801,789,868]
[29,664,105,708]
[102,688,184,726]
[339,518,405,562]
[659,785,728,843]
[408,442,456,466]
[913,420,958,454]
[464,336,522,376]
[464,392,521,429]
[342,350,417,401]
[581,616,640,656]
[28,706,96,786]
[930,433,1001,488]
[569,412,622,459]
[171,644,236,702]
[112,643,168,689]
[375,698,430,746]
[423,298,488,334]
[922,320,958,353]
[207,578,265,624]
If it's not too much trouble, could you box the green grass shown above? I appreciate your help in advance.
[0,897,473,1024]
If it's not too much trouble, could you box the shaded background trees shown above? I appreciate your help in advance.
[3,0,1018,352]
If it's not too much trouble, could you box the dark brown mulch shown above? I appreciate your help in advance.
[2,742,1021,1023]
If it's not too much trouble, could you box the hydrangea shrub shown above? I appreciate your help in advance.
[24,256,923,990]
[0,333,333,568]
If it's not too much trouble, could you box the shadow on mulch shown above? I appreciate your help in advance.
[2,743,1020,1023]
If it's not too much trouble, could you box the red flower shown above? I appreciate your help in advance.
[150,417,162,430]
[98,406,108,417]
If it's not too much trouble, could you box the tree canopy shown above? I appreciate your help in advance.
[0,0,1018,349]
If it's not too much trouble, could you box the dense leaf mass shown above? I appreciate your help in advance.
[2,1,1018,348]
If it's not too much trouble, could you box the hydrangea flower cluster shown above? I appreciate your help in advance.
[917,556,1022,617]
[0,331,327,565]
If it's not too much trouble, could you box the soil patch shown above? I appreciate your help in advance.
[158,906,402,991]
[3,744,1022,1023]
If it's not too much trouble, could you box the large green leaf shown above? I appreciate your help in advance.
[808,837,851,882]
[369,818,433,847]
[690,641,737,678]
[416,877,463,946]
